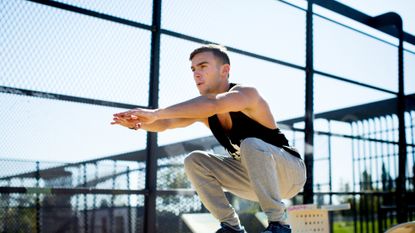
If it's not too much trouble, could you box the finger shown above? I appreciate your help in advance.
[112,117,129,124]
[114,110,132,116]
[119,113,137,120]
[114,112,127,117]
[134,123,142,129]
[115,115,132,122]
[111,118,124,124]
[112,117,123,122]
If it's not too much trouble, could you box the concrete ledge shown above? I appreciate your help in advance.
[181,213,220,233]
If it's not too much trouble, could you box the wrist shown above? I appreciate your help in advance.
[154,108,162,120]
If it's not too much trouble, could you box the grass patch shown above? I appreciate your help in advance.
[333,221,354,233]
[333,219,389,233]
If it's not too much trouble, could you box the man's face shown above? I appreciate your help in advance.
[191,51,223,95]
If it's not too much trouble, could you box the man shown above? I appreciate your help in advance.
[111,44,306,233]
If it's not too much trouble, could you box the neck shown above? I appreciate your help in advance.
[218,81,230,93]
[200,80,230,96]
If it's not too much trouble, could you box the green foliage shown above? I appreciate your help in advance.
[1,195,37,232]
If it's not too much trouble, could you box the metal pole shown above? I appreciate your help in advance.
[396,19,408,224]
[143,0,162,232]
[35,161,41,233]
[369,12,407,223]
[351,122,358,233]
[91,162,98,233]
[75,166,81,233]
[304,0,315,204]
[356,122,363,233]
[127,167,132,233]
[110,161,116,233]
[83,163,88,233]
[410,111,415,191]
[327,120,332,198]
[327,120,333,233]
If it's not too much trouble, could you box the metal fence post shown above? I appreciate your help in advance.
[35,161,41,233]
[369,12,408,223]
[304,0,315,204]
[396,17,408,224]
[83,163,88,233]
[127,166,132,233]
[91,162,98,233]
[144,0,162,232]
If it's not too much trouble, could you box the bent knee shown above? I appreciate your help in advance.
[240,138,274,162]
[241,137,262,146]
[240,137,264,152]
[184,150,207,171]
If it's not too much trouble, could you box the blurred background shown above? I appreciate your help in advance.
[1,0,414,232]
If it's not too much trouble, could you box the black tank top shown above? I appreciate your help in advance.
[207,83,301,160]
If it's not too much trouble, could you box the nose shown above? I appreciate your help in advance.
[193,71,202,80]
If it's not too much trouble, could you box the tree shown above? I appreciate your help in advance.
[381,163,394,191]
[1,194,36,233]
[361,170,373,191]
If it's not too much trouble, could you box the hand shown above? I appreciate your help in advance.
[111,115,141,130]
[111,108,159,129]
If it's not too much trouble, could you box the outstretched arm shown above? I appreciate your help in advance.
[118,86,258,121]
[112,86,260,131]
[111,115,203,132]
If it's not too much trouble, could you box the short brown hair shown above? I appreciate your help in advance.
[189,44,230,65]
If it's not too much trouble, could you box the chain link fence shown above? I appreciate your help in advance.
[2,0,415,232]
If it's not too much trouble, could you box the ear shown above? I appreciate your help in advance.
[221,64,230,78]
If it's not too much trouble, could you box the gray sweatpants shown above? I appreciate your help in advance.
[184,137,306,226]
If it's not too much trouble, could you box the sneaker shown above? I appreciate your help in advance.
[215,222,247,233]
[261,222,291,233]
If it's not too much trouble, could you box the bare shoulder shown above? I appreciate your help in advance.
[229,84,260,98]
[231,84,275,126]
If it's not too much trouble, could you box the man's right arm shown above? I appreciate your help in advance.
[111,114,206,132]
[140,118,204,132]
